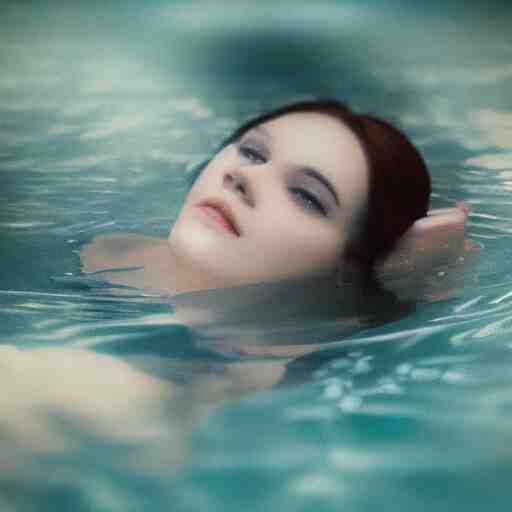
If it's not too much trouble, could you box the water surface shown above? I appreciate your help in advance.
[1,1,512,510]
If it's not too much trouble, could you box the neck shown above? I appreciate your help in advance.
[167,243,230,296]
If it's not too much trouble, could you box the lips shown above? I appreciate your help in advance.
[197,199,241,237]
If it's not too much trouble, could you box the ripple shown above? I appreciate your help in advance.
[0,221,55,229]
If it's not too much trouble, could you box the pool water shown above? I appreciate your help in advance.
[1,1,512,510]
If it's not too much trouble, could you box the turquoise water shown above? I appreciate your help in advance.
[2,1,512,510]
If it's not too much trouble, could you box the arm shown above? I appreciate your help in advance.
[0,346,183,475]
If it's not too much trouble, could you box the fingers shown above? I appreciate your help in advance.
[379,202,470,274]
[455,200,470,217]
[411,207,467,235]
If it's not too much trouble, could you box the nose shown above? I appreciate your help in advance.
[223,170,255,207]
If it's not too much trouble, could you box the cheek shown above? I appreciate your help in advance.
[254,213,345,275]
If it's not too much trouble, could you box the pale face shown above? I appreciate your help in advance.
[169,111,369,291]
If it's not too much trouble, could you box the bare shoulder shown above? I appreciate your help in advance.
[80,233,167,273]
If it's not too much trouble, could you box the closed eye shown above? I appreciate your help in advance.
[238,143,267,164]
[289,187,328,216]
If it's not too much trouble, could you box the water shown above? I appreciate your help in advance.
[2,1,512,510]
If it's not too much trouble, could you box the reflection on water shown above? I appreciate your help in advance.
[2,0,512,510]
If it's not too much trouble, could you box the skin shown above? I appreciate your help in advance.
[6,113,372,468]
[80,112,475,300]
[0,112,477,482]
[168,112,369,292]
[79,111,477,359]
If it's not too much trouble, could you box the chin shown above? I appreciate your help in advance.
[169,225,237,284]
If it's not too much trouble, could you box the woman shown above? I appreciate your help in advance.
[1,100,474,472]
[82,99,470,300]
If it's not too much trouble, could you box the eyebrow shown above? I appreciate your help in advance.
[246,126,340,207]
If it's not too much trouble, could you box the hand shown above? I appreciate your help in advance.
[378,202,477,273]
[377,202,479,301]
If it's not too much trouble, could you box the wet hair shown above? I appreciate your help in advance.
[188,99,431,277]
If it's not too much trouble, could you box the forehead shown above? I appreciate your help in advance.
[252,111,369,214]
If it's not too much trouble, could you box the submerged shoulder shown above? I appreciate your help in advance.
[80,233,167,273]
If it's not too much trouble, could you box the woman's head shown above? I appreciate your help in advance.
[169,100,430,291]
